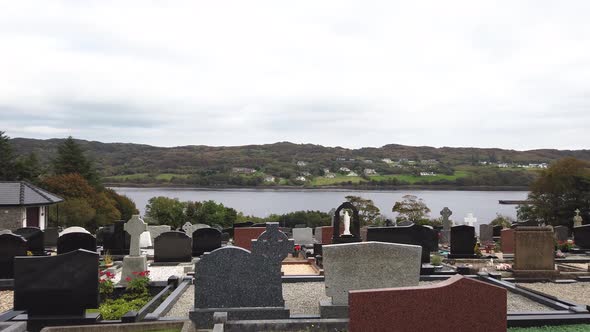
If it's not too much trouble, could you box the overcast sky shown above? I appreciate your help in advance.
[1,1,590,150]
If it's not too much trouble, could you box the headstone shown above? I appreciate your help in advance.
[440,207,453,244]
[154,231,192,262]
[332,202,361,244]
[121,215,148,285]
[574,209,583,227]
[13,227,44,255]
[14,249,99,315]
[396,221,413,227]
[501,228,515,254]
[148,225,171,243]
[366,224,438,263]
[348,275,506,332]
[43,227,59,247]
[479,224,493,243]
[139,231,152,248]
[234,221,254,228]
[464,213,477,227]
[190,223,292,328]
[573,224,590,249]
[192,228,222,256]
[449,225,477,258]
[513,227,556,277]
[234,227,266,251]
[292,227,314,245]
[182,222,210,238]
[0,233,27,279]
[57,232,97,255]
[320,242,421,318]
[59,227,90,236]
[221,232,230,243]
[493,225,502,237]
[554,226,569,242]
[102,221,130,255]
[314,226,333,244]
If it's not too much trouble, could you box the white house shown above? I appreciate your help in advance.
[0,181,63,231]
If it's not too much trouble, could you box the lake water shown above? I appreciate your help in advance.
[112,187,528,224]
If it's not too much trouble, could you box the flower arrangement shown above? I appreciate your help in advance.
[99,270,115,299]
[98,270,151,320]
[495,263,511,271]
[555,240,574,252]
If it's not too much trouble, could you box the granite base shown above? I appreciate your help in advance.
[189,306,290,329]
[319,299,348,319]
[120,255,147,286]
[11,313,99,332]
[512,269,559,279]
[448,254,479,259]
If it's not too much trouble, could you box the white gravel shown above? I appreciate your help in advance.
[517,282,590,306]
[111,264,186,283]
[0,291,13,312]
[165,284,194,318]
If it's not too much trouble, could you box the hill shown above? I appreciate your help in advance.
[10,138,590,188]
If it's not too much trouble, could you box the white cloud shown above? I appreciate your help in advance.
[1,1,590,149]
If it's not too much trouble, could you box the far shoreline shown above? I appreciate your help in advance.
[106,183,529,192]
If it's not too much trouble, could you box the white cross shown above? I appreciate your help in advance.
[464,213,477,227]
[124,215,148,256]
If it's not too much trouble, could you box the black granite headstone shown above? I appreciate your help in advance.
[154,231,192,262]
[221,232,230,243]
[366,224,438,263]
[102,221,130,255]
[57,232,97,255]
[43,227,59,247]
[492,225,502,237]
[0,233,27,279]
[14,249,99,315]
[13,227,44,255]
[573,225,590,249]
[449,225,477,258]
[192,228,222,256]
[332,202,361,244]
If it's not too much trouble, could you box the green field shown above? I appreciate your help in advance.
[310,171,469,186]
[310,175,364,186]
[104,173,190,182]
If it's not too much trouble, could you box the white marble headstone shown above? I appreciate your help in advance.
[464,213,477,227]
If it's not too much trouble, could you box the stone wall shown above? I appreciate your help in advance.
[0,207,24,231]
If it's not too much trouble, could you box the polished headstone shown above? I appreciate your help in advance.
[323,241,421,305]
[183,222,210,238]
[192,228,222,256]
[554,226,569,242]
[14,249,99,316]
[366,224,438,263]
[332,202,361,244]
[13,227,44,255]
[479,224,493,243]
[193,223,292,308]
[59,227,90,236]
[43,227,59,247]
[449,225,477,258]
[0,233,27,279]
[154,231,192,262]
[102,221,130,255]
[573,224,590,249]
[57,232,97,255]
[292,227,314,245]
[493,225,503,237]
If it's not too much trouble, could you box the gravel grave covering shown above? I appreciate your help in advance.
[0,291,13,312]
[164,280,556,318]
[517,282,590,306]
[281,264,319,275]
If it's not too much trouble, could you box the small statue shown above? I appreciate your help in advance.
[574,209,583,227]
[343,211,352,235]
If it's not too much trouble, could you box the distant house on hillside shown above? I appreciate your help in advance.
[264,176,276,183]
[296,161,307,167]
[339,167,351,172]
[295,176,307,182]
[419,172,436,176]
[232,167,256,174]
[363,169,377,176]
[0,181,63,231]
[325,173,336,179]
[347,171,358,177]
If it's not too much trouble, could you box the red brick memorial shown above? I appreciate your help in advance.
[348,275,506,332]
[233,227,266,251]
[501,228,515,254]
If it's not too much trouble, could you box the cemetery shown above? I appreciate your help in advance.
[1,204,590,331]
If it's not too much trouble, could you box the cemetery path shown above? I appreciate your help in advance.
[165,284,193,318]
[283,282,329,315]
[517,282,590,307]
[0,291,12,312]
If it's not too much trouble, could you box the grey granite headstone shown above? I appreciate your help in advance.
[323,241,421,306]
[154,231,192,262]
[554,226,568,242]
[190,222,293,327]
[479,224,493,243]
[149,225,172,243]
[293,227,314,245]
[441,207,452,230]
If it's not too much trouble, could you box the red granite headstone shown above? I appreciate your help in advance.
[315,226,334,244]
[501,228,515,254]
[349,275,506,332]
[233,227,266,251]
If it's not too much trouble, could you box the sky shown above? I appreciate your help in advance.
[1,1,590,150]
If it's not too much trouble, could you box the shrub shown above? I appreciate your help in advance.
[430,254,443,266]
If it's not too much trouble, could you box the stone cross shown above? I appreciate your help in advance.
[574,209,583,227]
[124,215,148,256]
[464,213,477,227]
[252,223,293,262]
[440,207,452,230]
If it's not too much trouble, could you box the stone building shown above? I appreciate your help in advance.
[0,181,63,231]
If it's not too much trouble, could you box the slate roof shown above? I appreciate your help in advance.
[0,181,63,207]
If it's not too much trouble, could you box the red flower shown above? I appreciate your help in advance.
[125,277,132,282]
[106,272,115,279]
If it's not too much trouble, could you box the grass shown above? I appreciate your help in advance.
[310,171,469,186]
[310,175,364,186]
[104,173,189,182]
[508,324,590,331]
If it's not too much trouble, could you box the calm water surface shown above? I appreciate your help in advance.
[113,187,528,224]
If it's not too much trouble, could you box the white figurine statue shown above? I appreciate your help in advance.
[343,210,352,235]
